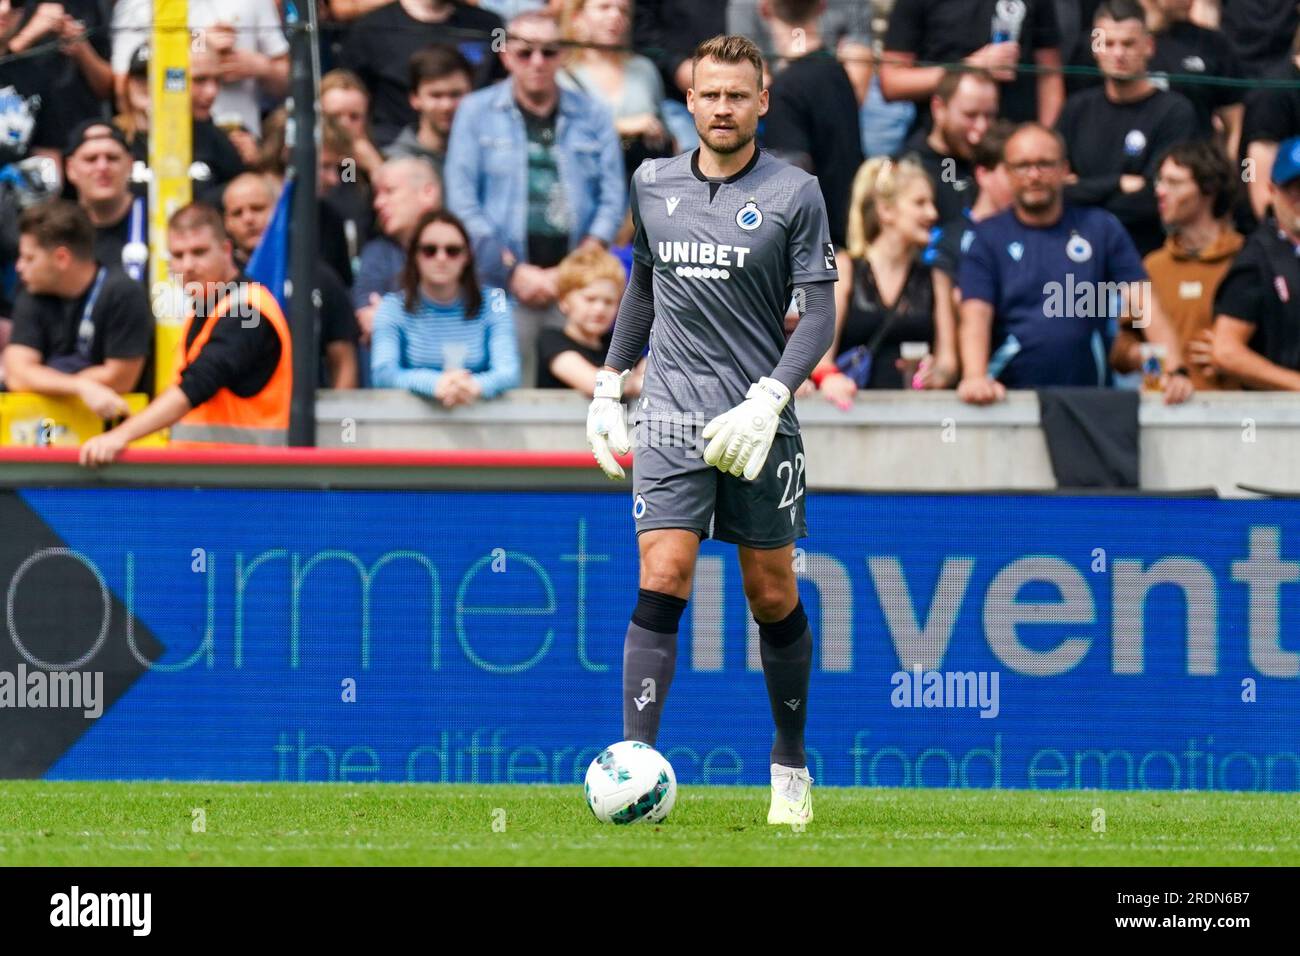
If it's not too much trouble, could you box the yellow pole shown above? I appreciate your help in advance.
[150,0,192,398]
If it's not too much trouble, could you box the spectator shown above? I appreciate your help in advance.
[1147,0,1245,155]
[355,157,443,346]
[79,202,293,463]
[1240,28,1300,221]
[1113,139,1242,389]
[757,0,864,250]
[880,0,1065,130]
[631,0,725,147]
[1220,0,1298,77]
[384,45,476,179]
[538,244,645,394]
[727,0,872,65]
[956,123,1193,404]
[559,0,674,177]
[256,106,358,286]
[812,157,957,407]
[111,1,290,138]
[371,209,520,404]
[930,119,1018,285]
[321,69,385,181]
[318,77,377,263]
[221,173,360,389]
[339,0,505,147]
[3,201,152,411]
[0,2,61,171]
[445,9,625,387]
[62,121,149,282]
[118,45,245,206]
[1,0,113,159]
[1211,135,1300,389]
[900,69,999,231]
[1056,0,1197,256]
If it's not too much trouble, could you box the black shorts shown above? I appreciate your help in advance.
[631,429,808,549]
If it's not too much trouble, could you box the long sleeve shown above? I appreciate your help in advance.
[471,289,521,398]
[604,259,655,371]
[369,295,441,397]
[771,280,836,393]
[444,95,515,290]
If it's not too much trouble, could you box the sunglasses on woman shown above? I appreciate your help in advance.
[418,243,466,259]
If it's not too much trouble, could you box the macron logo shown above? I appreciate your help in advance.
[666,196,680,216]
[784,698,801,711]
[634,677,656,711]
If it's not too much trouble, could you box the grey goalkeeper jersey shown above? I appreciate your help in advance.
[628,148,839,436]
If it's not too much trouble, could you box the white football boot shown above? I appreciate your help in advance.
[767,763,813,825]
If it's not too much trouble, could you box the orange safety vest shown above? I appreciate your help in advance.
[169,279,293,448]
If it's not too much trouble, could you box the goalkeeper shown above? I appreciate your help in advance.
[586,35,837,826]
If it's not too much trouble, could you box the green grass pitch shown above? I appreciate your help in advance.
[1,782,1298,866]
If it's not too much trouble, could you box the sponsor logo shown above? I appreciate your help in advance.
[666,196,680,216]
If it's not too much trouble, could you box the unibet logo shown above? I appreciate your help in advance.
[657,241,750,280]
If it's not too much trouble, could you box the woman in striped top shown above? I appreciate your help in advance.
[371,209,520,405]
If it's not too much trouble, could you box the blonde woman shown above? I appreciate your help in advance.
[558,0,673,172]
[813,156,959,407]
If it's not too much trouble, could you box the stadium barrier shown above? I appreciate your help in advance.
[0,450,1296,789]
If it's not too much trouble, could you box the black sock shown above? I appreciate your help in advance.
[622,589,686,744]
[757,601,811,768]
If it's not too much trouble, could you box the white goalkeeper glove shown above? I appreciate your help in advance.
[702,376,791,480]
[587,368,631,479]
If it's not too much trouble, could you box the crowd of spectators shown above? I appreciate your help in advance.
[4,0,1300,452]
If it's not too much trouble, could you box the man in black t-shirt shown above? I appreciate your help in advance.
[757,0,863,251]
[339,0,504,148]
[1147,0,1245,148]
[1056,0,1197,256]
[222,172,360,389]
[1,0,113,161]
[1241,37,1300,220]
[1220,0,1300,78]
[1212,135,1300,389]
[2,201,152,409]
[123,45,245,207]
[881,0,1064,132]
[63,121,150,282]
[900,70,1000,229]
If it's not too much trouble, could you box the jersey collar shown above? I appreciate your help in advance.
[690,145,761,184]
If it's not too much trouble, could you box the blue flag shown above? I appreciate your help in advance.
[246,178,294,308]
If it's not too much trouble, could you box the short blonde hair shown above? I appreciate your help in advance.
[692,34,764,91]
[557,246,627,300]
[846,156,932,259]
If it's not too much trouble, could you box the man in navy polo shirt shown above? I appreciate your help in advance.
[957,122,1193,405]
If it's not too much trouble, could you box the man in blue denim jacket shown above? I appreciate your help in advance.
[444,9,626,386]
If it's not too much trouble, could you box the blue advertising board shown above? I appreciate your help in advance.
[3,488,1298,789]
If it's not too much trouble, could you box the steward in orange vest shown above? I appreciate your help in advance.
[169,277,293,447]
[78,202,294,467]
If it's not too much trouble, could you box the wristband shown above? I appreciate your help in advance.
[810,362,838,387]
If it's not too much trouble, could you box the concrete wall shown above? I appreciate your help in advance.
[315,389,1300,497]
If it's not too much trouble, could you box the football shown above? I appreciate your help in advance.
[584,741,678,824]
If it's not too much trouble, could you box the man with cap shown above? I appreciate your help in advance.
[63,119,150,283]
[1211,136,1300,389]
[120,43,244,206]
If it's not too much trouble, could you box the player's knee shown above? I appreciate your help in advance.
[640,558,692,598]
[743,580,794,622]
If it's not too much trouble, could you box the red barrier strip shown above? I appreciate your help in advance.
[0,447,630,469]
